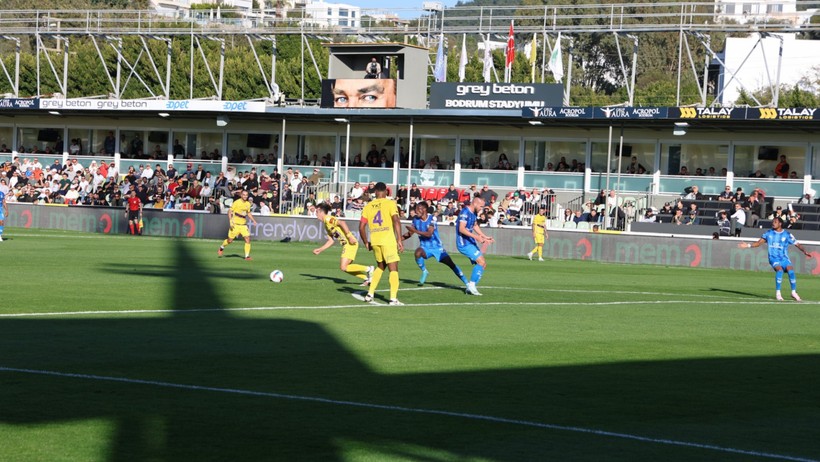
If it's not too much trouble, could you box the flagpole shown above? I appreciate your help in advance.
[541,31,547,83]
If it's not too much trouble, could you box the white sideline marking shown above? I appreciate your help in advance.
[0,366,815,462]
[1,299,816,318]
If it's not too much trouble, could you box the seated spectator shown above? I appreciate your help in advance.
[610,205,626,230]
[718,185,734,201]
[586,209,602,223]
[572,209,588,224]
[640,209,657,223]
[348,182,364,200]
[678,166,689,175]
[408,183,422,201]
[625,156,644,174]
[555,156,569,171]
[562,208,573,222]
[479,185,497,207]
[745,193,762,227]
[442,184,459,202]
[507,192,524,216]
[751,169,766,178]
[734,187,746,203]
[500,213,522,226]
[685,209,699,225]
[769,206,787,221]
[672,209,684,225]
[797,192,813,204]
[683,185,702,200]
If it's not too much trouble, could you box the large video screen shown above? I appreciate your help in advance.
[320,79,397,108]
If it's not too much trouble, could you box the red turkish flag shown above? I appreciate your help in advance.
[505,21,515,69]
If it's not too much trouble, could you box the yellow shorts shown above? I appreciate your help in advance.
[228,224,250,240]
[372,243,400,264]
[341,242,359,261]
[534,235,545,245]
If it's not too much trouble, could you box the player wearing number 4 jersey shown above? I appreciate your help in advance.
[359,182,404,305]
[402,201,467,286]
[737,216,811,301]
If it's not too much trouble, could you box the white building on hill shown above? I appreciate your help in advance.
[714,0,816,25]
[302,0,361,29]
[715,33,820,105]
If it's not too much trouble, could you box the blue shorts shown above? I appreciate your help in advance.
[457,243,482,263]
[0,211,4,221]
[420,246,447,262]
[769,257,793,270]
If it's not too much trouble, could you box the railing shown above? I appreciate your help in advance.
[0,2,818,37]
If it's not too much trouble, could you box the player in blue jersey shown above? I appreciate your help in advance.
[0,188,6,242]
[402,201,468,286]
[738,216,811,301]
[455,196,495,295]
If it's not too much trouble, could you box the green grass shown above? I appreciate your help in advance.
[1,227,819,461]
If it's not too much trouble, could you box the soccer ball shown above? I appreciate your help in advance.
[269,270,284,283]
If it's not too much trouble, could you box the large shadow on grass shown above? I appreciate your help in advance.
[0,240,818,461]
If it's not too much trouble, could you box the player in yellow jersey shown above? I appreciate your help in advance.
[358,182,404,305]
[218,189,257,260]
[527,205,548,262]
[313,203,374,286]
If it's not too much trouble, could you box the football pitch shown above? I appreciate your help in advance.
[1,228,818,462]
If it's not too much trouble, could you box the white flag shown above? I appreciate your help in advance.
[433,33,447,83]
[482,35,493,83]
[548,33,564,83]
[458,34,468,82]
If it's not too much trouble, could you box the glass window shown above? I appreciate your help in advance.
[303,134,336,167]
[16,127,64,155]
[91,128,117,156]
[724,3,736,14]
[660,143,729,176]
[525,140,587,172]
[346,135,395,168]
[119,130,147,158]
[173,131,223,161]
[227,132,276,164]
[0,126,13,154]
[459,138,520,170]
[398,137,455,170]
[339,8,348,17]
[734,144,806,178]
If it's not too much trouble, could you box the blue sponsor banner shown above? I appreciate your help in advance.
[592,107,668,119]
[525,106,594,119]
[0,98,39,110]
[524,106,818,121]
